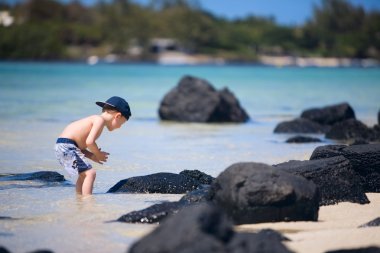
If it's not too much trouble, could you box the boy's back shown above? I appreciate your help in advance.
[59,115,105,150]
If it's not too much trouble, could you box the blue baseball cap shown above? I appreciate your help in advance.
[96,96,131,119]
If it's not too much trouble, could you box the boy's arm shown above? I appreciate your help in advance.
[86,116,108,164]
[82,149,94,159]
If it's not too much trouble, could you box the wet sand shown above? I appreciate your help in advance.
[236,193,380,253]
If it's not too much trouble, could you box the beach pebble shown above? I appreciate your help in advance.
[158,75,249,123]
[274,156,369,205]
[208,162,319,224]
[310,144,380,192]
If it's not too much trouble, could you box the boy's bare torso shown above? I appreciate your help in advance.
[59,115,105,150]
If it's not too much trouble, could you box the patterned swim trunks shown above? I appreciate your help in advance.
[55,138,92,177]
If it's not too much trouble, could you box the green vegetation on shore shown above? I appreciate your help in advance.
[0,0,379,61]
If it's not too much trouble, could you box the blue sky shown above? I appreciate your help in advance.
[5,0,380,25]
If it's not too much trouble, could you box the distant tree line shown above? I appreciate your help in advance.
[0,0,379,61]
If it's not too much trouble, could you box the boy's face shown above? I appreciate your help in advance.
[108,113,127,131]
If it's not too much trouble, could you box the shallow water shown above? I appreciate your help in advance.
[0,63,379,252]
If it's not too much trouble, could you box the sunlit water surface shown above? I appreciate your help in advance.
[0,63,379,253]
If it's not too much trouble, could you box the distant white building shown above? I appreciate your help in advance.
[150,38,179,54]
[0,11,14,27]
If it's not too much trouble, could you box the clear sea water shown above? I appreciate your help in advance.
[0,62,379,253]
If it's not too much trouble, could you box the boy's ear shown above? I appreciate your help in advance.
[115,112,122,118]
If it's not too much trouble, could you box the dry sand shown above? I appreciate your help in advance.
[236,193,380,253]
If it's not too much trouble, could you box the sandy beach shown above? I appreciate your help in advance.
[236,193,380,253]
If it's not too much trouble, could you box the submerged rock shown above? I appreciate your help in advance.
[285,136,322,143]
[107,172,201,194]
[274,156,369,205]
[0,171,65,182]
[128,203,292,253]
[117,186,210,224]
[208,162,319,224]
[158,75,249,123]
[358,217,380,228]
[117,201,186,224]
[310,144,380,192]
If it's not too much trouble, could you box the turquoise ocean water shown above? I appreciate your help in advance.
[0,62,379,253]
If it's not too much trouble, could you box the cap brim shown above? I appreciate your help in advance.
[96,101,117,108]
[96,101,106,107]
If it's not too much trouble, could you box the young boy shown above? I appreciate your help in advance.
[55,96,131,195]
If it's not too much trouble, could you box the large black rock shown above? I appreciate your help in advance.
[158,76,249,123]
[107,172,201,193]
[274,118,329,133]
[128,203,233,253]
[274,156,369,205]
[310,144,380,192]
[300,102,355,125]
[208,162,319,224]
[128,203,292,253]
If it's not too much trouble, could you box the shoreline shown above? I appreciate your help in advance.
[236,193,380,253]
[1,56,379,68]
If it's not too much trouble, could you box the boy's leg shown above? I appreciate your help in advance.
[76,174,85,194]
[81,168,96,195]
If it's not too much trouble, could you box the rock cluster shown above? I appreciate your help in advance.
[275,103,380,144]
[128,203,292,253]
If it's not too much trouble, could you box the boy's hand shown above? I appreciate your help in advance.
[92,149,110,164]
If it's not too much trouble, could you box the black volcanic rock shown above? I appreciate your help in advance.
[274,156,369,205]
[286,136,322,143]
[128,203,292,253]
[310,144,380,192]
[117,201,186,224]
[358,217,380,228]
[117,186,211,224]
[300,102,355,125]
[208,162,319,224]
[107,173,201,194]
[325,247,380,253]
[274,118,329,133]
[158,75,249,123]
[325,119,374,141]
[179,170,215,185]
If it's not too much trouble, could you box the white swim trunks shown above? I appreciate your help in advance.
[55,138,92,177]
